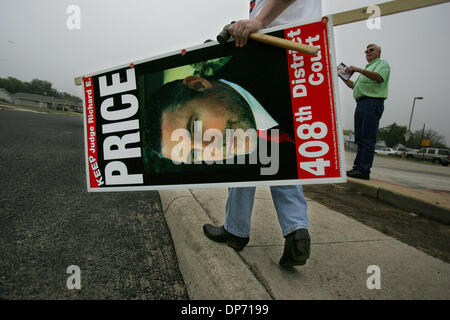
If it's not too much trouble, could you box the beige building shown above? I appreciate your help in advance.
[12,92,82,112]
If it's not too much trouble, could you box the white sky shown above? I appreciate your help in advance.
[1,0,449,145]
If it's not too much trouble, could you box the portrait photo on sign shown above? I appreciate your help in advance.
[135,41,300,187]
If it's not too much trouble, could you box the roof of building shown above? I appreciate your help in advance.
[0,88,12,96]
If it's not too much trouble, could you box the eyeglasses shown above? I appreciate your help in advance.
[365,48,376,54]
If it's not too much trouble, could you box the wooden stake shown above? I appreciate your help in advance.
[249,32,319,56]
[332,0,450,26]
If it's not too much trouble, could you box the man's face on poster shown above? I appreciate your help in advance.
[159,76,257,163]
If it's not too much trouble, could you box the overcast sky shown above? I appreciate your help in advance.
[1,0,449,145]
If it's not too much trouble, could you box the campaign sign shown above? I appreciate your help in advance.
[81,16,346,192]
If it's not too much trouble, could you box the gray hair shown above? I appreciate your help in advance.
[367,43,381,52]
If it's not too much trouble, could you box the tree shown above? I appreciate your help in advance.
[0,76,26,93]
[27,79,54,96]
[377,122,407,147]
[408,128,447,149]
[343,129,354,136]
[0,76,82,103]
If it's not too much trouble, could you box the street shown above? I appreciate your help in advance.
[0,109,188,299]
[1,108,448,299]
[345,151,450,191]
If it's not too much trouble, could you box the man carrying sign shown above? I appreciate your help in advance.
[203,0,322,268]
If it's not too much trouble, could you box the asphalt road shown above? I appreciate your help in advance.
[0,109,188,299]
[345,151,450,191]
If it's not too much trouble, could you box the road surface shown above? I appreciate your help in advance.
[345,151,450,191]
[1,107,448,299]
[0,109,188,299]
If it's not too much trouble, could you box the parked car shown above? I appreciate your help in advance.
[404,148,419,158]
[375,147,396,155]
[409,148,449,166]
[392,147,407,157]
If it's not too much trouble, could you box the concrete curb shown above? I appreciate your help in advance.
[159,190,272,300]
[346,179,450,225]
[160,187,450,300]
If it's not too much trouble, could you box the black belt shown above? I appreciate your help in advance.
[357,96,385,102]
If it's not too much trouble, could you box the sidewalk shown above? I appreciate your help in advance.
[159,180,450,300]
[346,177,450,224]
[344,151,450,224]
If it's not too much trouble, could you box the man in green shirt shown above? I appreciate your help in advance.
[340,43,391,180]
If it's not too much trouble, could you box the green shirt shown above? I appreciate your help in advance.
[353,58,390,100]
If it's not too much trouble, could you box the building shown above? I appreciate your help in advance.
[12,92,82,112]
[0,88,13,103]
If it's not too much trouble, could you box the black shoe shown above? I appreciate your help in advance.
[346,168,358,175]
[279,229,311,267]
[203,224,249,251]
[347,170,370,180]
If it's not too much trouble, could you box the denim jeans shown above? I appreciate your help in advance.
[224,185,308,238]
[353,97,384,173]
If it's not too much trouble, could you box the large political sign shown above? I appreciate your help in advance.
[82,16,346,192]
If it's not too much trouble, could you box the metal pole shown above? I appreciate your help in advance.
[406,97,423,147]
[420,123,426,147]
[407,98,417,134]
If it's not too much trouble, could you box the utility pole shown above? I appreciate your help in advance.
[406,97,423,147]
[420,123,426,147]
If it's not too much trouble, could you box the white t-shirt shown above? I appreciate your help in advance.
[250,0,322,27]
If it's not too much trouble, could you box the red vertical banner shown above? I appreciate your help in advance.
[284,20,340,179]
[83,77,100,188]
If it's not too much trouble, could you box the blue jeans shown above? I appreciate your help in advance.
[224,185,308,238]
[353,98,384,173]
